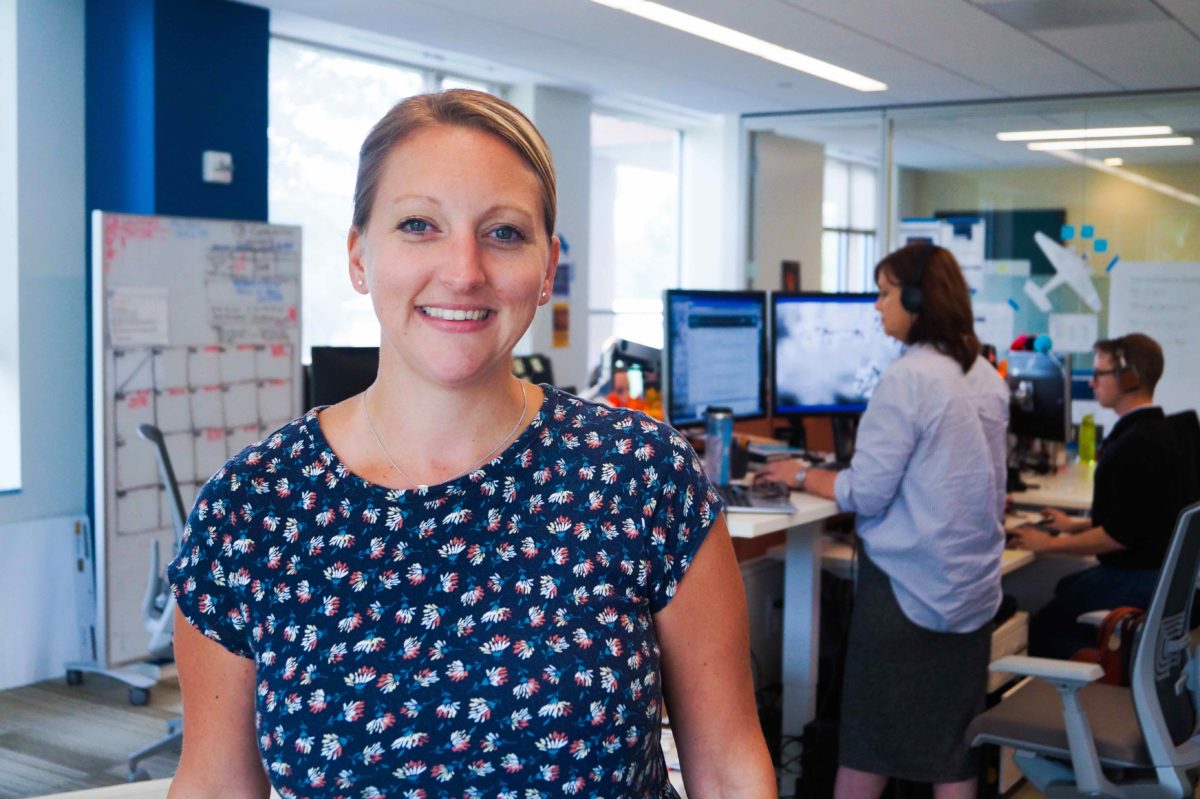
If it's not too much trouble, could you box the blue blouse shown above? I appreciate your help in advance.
[169,386,721,799]
[833,346,1009,633]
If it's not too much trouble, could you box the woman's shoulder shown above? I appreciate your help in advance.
[200,409,328,496]
[540,386,697,458]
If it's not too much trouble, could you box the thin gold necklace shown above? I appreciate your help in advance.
[360,381,528,491]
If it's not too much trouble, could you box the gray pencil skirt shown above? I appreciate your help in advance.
[838,544,992,783]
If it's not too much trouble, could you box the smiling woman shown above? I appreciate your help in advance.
[166,90,775,799]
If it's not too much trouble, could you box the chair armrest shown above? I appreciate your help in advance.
[989,655,1116,796]
[1076,610,1109,627]
[989,655,1104,687]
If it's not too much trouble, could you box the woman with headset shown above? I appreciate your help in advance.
[1013,333,1193,659]
[759,242,1009,799]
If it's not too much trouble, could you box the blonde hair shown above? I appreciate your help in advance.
[352,89,556,239]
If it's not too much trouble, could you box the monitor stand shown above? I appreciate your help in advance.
[831,415,859,464]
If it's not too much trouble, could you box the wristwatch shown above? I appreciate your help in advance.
[794,467,808,490]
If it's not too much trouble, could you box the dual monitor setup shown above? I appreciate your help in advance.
[664,288,1072,457]
[306,289,1071,462]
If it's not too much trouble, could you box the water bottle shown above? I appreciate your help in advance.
[704,407,734,487]
[1079,413,1096,464]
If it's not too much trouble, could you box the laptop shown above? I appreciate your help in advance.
[715,481,798,515]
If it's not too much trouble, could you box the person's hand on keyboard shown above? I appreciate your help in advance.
[753,457,811,489]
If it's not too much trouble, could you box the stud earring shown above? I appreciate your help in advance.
[541,290,548,300]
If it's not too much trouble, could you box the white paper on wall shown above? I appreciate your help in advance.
[972,301,1016,353]
[109,287,170,347]
[1048,313,1099,354]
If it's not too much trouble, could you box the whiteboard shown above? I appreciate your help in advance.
[1108,261,1200,416]
[91,212,302,667]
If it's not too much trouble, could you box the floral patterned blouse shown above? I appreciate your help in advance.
[169,386,721,799]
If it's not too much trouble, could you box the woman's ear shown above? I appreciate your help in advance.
[540,235,561,306]
[348,226,368,294]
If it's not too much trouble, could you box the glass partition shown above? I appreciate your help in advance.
[745,90,1200,426]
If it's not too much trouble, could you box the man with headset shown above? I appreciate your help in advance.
[1013,333,1193,658]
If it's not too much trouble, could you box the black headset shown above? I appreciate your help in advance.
[900,243,936,314]
[1114,343,1141,391]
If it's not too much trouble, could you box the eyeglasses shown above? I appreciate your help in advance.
[1091,368,1119,379]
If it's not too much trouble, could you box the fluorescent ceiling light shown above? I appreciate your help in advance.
[1027,137,1194,151]
[1046,150,1200,208]
[997,125,1172,141]
[1103,157,1124,166]
[587,0,886,92]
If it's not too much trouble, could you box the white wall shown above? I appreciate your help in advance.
[0,0,88,689]
[512,84,592,393]
[750,131,824,291]
[0,0,20,493]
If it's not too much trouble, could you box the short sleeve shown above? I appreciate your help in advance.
[647,422,724,613]
[167,463,255,659]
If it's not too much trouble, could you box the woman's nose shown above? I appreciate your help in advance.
[441,234,487,291]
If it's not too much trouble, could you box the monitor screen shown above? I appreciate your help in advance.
[1007,350,1071,442]
[309,346,379,407]
[772,293,903,415]
[663,290,767,427]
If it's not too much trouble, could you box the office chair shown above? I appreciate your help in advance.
[968,501,1200,798]
[1166,410,1200,502]
[126,424,187,780]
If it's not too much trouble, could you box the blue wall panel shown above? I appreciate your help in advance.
[86,0,156,216]
[154,0,269,221]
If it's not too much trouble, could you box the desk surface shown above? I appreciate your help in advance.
[725,491,841,538]
[820,536,1034,579]
[1011,462,1095,512]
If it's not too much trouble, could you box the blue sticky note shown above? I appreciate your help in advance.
[1061,225,1075,240]
[1106,256,1120,272]
[1081,225,1094,239]
[1094,239,1107,253]
[1007,298,1020,311]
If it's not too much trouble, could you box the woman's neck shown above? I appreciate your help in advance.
[364,362,538,486]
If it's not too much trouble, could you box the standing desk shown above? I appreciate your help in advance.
[726,494,1036,792]
[1010,462,1095,512]
[726,492,841,762]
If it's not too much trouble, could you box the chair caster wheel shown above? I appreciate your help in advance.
[129,687,150,706]
[66,670,83,686]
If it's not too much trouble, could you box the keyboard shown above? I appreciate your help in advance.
[717,483,753,507]
[714,482,797,514]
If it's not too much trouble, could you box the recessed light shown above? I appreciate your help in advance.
[587,0,887,92]
[1027,137,1194,151]
[996,126,1173,141]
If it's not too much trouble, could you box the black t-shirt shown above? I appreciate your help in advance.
[1093,407,1192,570]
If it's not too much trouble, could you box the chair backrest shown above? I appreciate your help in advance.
[1166,410,1200,502]
[1131,502,1200,763]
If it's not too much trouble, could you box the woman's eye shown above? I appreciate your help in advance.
[489,225,524,242]
[398,218,430,234]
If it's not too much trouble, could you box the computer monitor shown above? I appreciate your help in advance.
[1007,350,1071,442]
[663,289,768,427]
[771,293,903,416]
[308,346,379,407]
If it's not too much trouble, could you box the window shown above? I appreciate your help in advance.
[588,113,682,365]
[822,157,878,292]
[268,38,502,359]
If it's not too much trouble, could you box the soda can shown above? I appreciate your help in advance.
[704,406,734,487]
